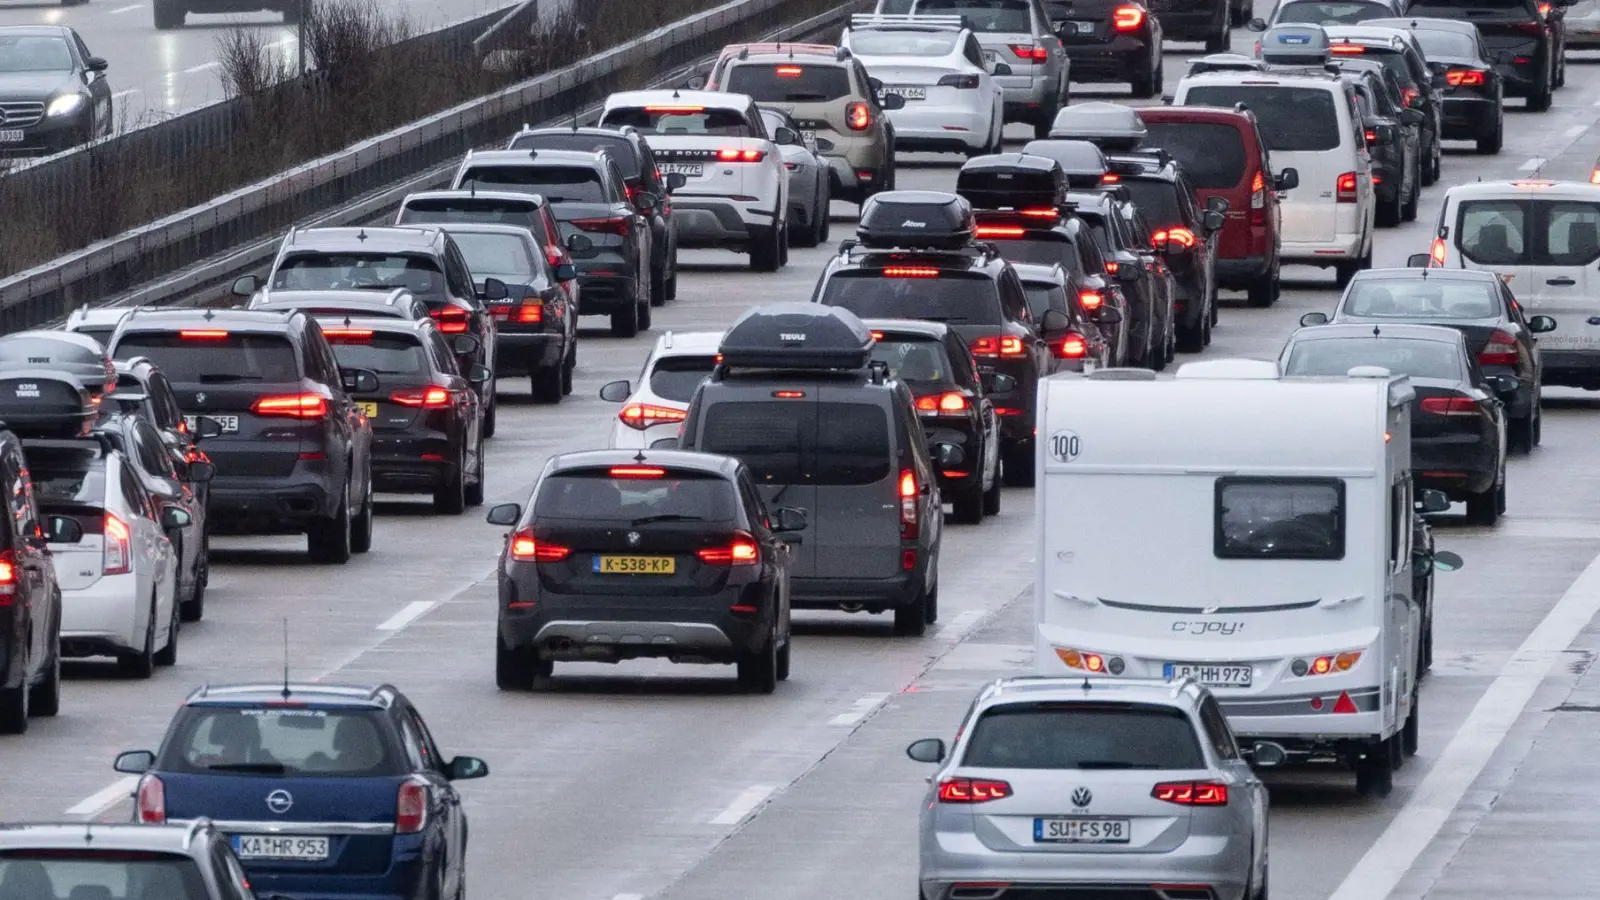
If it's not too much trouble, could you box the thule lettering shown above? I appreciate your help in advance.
[1172,620,1243,636]
[779,333,806,341]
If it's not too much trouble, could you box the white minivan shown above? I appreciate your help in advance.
[1415,179,1600,390]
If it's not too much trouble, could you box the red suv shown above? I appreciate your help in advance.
[1136,106,1293,308]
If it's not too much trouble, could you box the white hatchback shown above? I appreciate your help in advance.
[599,330,725,449]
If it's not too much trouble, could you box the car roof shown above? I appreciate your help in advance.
[514,125,641,143]
[1366,15,1480,34]
[462,149,608,168]
[67,307,135,326]
[1348,267,1501,285]
[0,25,74,38]
[605,89,756,111]
[548,449,740,477]
[404,189,548,207]
[419,222,540,241]
[1444,179,1600,200]
[184,681,398,708]
[1324,25,1412,45]
[653,330,725,356]
[719,42,837,58]
[859,317,953,339]
[1290,322,1467,343]
[257,288,415,307]
[284,227,445,253]
[975,675,1206,710]
[0,822,215,853]
[116,309,300,334]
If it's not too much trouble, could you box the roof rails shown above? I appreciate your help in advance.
[1186,51,1340,76]
[836,238,1004,265]
[1106,148,1173,174]
[847,13,969,30]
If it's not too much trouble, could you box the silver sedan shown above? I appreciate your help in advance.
[760,105,832,249]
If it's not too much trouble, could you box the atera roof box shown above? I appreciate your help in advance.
[1047,102,1146,153]
[1259,24,1332,65]
[0,331,116,401]
[719,304,875,371]
[857,190,974,250]
[1020,140,1108,189]
[956,153,1066,211]
[0,370,99,438]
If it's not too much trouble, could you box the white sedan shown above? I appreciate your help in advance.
[842,17,1007,157]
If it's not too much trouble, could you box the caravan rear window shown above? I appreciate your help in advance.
[1214,477,1345,560]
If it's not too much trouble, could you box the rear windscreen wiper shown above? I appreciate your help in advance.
[1073,760,1158,769]
[205,762,287,773]
[197,374,263,383]
[630,514,707,525]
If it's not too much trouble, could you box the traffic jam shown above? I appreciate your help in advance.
[0,0,1594,898]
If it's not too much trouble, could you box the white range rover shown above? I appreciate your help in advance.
[598,89,791,272]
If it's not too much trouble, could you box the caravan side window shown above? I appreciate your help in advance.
[1390,478,1412,571]
[1214,477,1345,561]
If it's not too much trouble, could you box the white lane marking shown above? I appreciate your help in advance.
[376,600,436,632]
[612,895,644,900]
[1566,124,1588,138]
[709,784,776,825]
[1518,156,1547,172]
[828,692,891,726]
[65,777,137,817]
[1327,547,1600,900]
[108,3,144,11]
[938,608,984,638]
[111,89,140,100]
[183,62,220,75]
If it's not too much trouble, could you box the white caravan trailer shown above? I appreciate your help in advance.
[1033,359,1426,796]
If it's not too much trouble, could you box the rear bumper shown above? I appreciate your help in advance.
[1538,350,1600,388]
[920,841,1249,900]
[61,575,144,656]
[997,71,1055,115]
[608,420,681,450]
[1215,256,1270,285]
[238,833,427,900]
[1414,433,1498,496]
[793,569,923,609]
[208,475,338,533]
[1495,56,1548,97]
[1062,39,1150,82]
[890,105,991,152]
[671,196,777,247]
[370,433,458,494]
[576,272,638,315]
[1282,233,1364,264]
[498,589,772,661]
[494,331,565,374]
[1151,5,1226,39]
[1441,96,1497,138]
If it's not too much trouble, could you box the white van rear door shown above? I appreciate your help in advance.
[1454,195,1600,353]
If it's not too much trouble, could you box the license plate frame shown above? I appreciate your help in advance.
[659,163,703,177]
[594,555,676,575]
[184,414,239,434]
[0,130,23,143]
[356,401,379,418]
[232,834,330,861]
[1033,817,1132,844]
[886,86,926,100]
[1164,661,1253,688]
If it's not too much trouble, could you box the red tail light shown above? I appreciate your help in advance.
[252,393,328,418]
[1103,261,1119,274]
[572,216,632,236]
[179,329,229,339]
[619,403,687,430]
[970,335,1027,358]
[1101,173,1121,184]
[1330,43,1364,54]
[1420,396,1480,416]
[516,301,543,324]
[882,266,941,278]
[1079,290,1103,311]
[610,466,665,478]
[1152,781,1229,806]
[715,147,766,163]
[776,65,804,76]
[938,73,982,89]
[136,775,166,824]
[1052,333,1088,359]
[1591,168,1600,185]
[1020,207,1060,218]
[509,530,570,562]
[322,328,374,341]
[1446,68,1486,87]
[1479,331,1520,366]
[1153,227,1196,249]
[396,780,427,834]
[975,225,1026,238]
[1401,85,1420,107]
[104,513,131,575]
[847,102,872,131]
[390,387,452,408]
[1429,237,1447,266]
[430,307,470,334]
[698,532,759,566]
[899,468,918,539]
[915,391,970,415]
[1113,5,1144,30]
[0,551,15,604]
[938,777,1012,802]
[1336,172,1358,203]
[1365,129,1380,144]
[1009,43,1048,61]
[1250,170,1266,225]
[1538,1,1552,13]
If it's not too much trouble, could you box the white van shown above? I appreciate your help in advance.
[1033,360,1434,796]
[1415,179,1600,390]
[1173,27,1376,286]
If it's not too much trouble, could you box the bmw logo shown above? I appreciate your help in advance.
[1071,786,1092,807]
[265,789,293,814]
[626,531,641,546]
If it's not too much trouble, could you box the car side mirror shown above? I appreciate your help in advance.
[1530,315,1557,333]
[1161,95,1174,105]
[650,437,680,449]
[1494,49,1516,64]
[194,417,225,439]
[814,136,836,152]
[114,750,155,774]
[773,506,807,533]
[86,56,109,72]
[1040,307,1072,336]
[341,368,380,393]
[869,76,884,92]
[906,737,947,763]
[1116,264,1141,283]
[1483,374,1519,396]
[982,372,1018,394]
[1418,488,1451,514]
[231,274,260,297]
[46,515,83,545]
[685,73,708,90]
[599,380,632,402]
[1432,549,1464,572]
[446,755,489,780]
[161,506,192,530]
[486,503,522,526]
[1401,108,1425,126]
[451,334,481,355]
[1300,311,1329,326]
[185,459,216,483]
[773,126,799,146]
[1202,210,1226,233]
[480,277,509,301]
[1250,741,1287,768]
[553,262,577,281]
[1274,168,1299,191]
[665,172,689,191]
[1094,306,1123,325]
[468,364,494,384]
[635,191,660,211]
[932,442,965,468]
[1205,196,1229,215]
[993,61,1013,76]
[1407,252,1431,268]
[881,92,907,110]
[1248,17,1267,30]
[566,232,597,258]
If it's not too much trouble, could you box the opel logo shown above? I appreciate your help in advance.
[265,789,293,814]
[195,392,207,404]
[1071,786,1092,807]
[626,531,641,546]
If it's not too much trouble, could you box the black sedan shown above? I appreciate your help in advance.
[1301,267,1553,451]
[1338,63,1423,226]
[1400,0,1559,111]
[1280,322,1509,525]
[0,26,112,155]
[486,450,803,693]
[317,316,491,515]
[1371,17,1506,153]
[1012,261,1125,368]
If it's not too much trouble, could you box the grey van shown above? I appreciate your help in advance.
[676,304,945,636]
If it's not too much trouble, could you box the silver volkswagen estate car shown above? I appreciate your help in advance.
[906,676,1270,900]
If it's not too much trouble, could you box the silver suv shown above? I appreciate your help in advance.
[906,676,1269,900]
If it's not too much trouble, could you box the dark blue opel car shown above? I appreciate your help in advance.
[113,682,487,900]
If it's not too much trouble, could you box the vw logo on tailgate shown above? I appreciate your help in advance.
[265,789,293,814]
[1071,786,1092,807]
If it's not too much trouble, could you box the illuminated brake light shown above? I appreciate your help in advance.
[975,225,1025,238]
[1401,85,1420,107]
[430,307,470,334]
[1104,261,1120,274]
[390,387,452,408]
[1009,43,1048,61]
[698,532,759,565]
[136,775,166,824]
[252,393,329,418]
[644,105,705,113]
[1113,5,1144,30]
[938,777,1012,803]
[573,216,633,235]
[1152,781,1229,806]
[396,780,427,834]
[1250,170,1266,224]
[847,102,872,131]
[618,403,687,430]
[970,335,1026,358]
[915,391,970,415]
[773,390,805,398]
[882,266,940,278]
[1053,333,1088,359]
[610,466,666,478]
[1153,227,1196,249]
[1365,129,1379,144]
[899,468,918,538]
[1420,396,1480,416]
[104,513,131,575]
[715,148,766,163]
[1591,168,1600,185]
[517,301,543,324]
[0,552,15,603]
[1538,0,1552,13]
[1429,237,1447,266]
[509,530,570,562]
[1512,180,1555,188]
[1479,330,1520,366]
[1446,68,1486,87]
[1079,290,1103,311]
[179,330,229,339]
[1101,173,1120,183]
[322,328,374,341]
[1336,172,1358,203]
[1293,650,1363,676]
[1330,43,1364,54]
[1020,207,1060,218]
[776,65,803,76]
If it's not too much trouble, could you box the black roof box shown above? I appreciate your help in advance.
[956,153,1067,211]
[0,331,115,399]
[0,370,99,438]
[719,304,875,371]
[857,191,974,250]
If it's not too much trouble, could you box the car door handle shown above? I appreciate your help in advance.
[1548,277,1576,286]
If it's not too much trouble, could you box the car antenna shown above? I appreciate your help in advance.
[1373,325,1381,337]
[1082,676,1092,691]
[633,449,648,463]
[357,229,368,243]
[83,823,93,845]
[281,618,292,701]
[672,87,681,99]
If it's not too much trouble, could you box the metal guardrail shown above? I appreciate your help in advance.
[1,0,863,332]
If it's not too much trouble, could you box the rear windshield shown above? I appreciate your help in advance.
[1283,337,1465,380]
[449,231,539,282]
[460,166,606,204]
[601,107,754,138]
[724,63,853,102]
[819,272,1003,325]
[73,326,116,345]
[990,237,1079,270]
[1412,29,1478,58]
[28,447,106,505]
[1182,86,1341,152]
[848,31,961,56]
[158,706,405,776]
[1355,47,1418,87]
[113,334,299,384]
[1456,198,1600,267]
[1410,0,1528,9]
[271,253,445,296]
[1140,123,1248,190]
[914,0,1033,32]
[507,133,641,179]
[1275,0,1391,23]
[0,853,211,900]
[1119,179,1183,228]
[649,355,718,403]
[324,333,427,375]
[534,470,737,521]
[1343,278,1500,318]
[1021,281,1070,320]
[698,400,892,486]
[963,703,1206,769]
[398,199,541,228]
[870,335,956,386]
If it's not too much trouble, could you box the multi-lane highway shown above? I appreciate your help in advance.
[2,21,1599,900]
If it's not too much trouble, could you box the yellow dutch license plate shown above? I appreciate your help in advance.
[594,555,676,575]
[357,402,379,418]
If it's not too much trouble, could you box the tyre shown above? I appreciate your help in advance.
[637,296,652,332]
[495,637,539,691]
[794,194,822,248]
[817,186,832,244]
[532,366,563,404]
[351,473,374,555]
[1001,443,1035,488]
[1376,190,1401,228]
[1403,698,1419,756]
[434,451,467,515]
[1401,179,1419,222]
[308,490,352,564]
[1130,56,1160,99]
[464,438,485,508]
[736,633,779,693]
[1176,313,1205,353]
[924,583,938,625]
[982,467,1002,516]
[1511,407,1537,453]
[1246,270,1276,308]
[483,396,497,439]
[610,301,640,338]
[1465,473,1501,526]
[154,598,178,667]
[118,601,157,680]
[949,480,984,524]
[561,344,575,396]
[30,634,60,718]
[750,226,782,272]
[0,681,27,735]
[1527,83,1552,112]
[180,539,207,623]
[1334,246,1371,288]
[1205,29,1230,53]
[1476,115,1503,155]
[1230,0,1250,26]
[1355,739,1394,797]
[893,592,928,636]
[649,266,668,307]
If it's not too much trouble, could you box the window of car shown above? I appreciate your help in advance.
[324,330,428,375]
[0,35,74,72]
[870,334,958,388]
[1197,697,1240,760]
[1183,85,1342,152]
[1343,278,1501,319]
[459,164,607,204]
[427,330,460,376]
[1407,0,1529,10]
[818,403,892,485]
[1409,29,1477,59]
[1139,122,1248,190]
[133,422,178,481]
[962,702,1208,769]
[601,106,755,138]
[1284,336,1467,380]
[914,0,1033,32]
[848,30,963,57]
[450,231,540,285]
[697,400,892,486]
[398,198,544,230]
[648,354,718,403]
[112,332,300,384]
[160,706,406,776]
[819,271,1005,325]
[273,252,447,297]
[1276,0,1391,23]
[1020,280,1071,322]
[1119,178,1185,229]
[1456,198,1600,267]
[534,468,738,520]
[725,62,855,102]
[28,447,106,512]
[147,371,185,428]
[0,851,212,900]
[1215,476,1345,561]
[990,234,1084,271]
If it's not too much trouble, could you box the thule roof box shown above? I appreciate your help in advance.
[857,191,975,250]
[0,370,99,438]
[1020,140,1109,189]
[718,304,875,371]
[1047,102,1146,153]
[1260,24,1333,66]
[957,154,1067,211]
[848,13,968,30]
[0,331,116,401]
